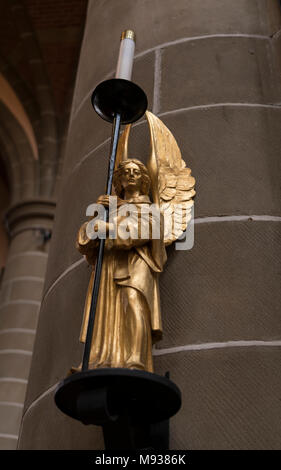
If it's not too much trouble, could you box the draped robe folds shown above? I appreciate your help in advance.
[76,195,167,372]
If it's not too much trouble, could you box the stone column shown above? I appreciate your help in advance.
[18,0,281,449]
[0,199,55,449]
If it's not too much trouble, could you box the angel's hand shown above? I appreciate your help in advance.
[96,195,110,207]
[90,220,114,238]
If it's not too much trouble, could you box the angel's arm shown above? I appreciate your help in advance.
[76,221,99,265]
[106,208,151,250]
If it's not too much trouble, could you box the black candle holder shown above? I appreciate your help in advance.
[91,78,148,124]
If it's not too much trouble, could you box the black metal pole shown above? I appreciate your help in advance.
[82,113,121,371]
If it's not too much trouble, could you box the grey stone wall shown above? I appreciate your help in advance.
[0,200,55,449]
[18,0,281,449]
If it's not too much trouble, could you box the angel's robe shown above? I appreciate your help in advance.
[76,195,167,372]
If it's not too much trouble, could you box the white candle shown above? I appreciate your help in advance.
[115,30,136,81]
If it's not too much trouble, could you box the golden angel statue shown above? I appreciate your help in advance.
[74,111,195,373]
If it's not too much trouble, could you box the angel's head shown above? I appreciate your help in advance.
[113,159,151,198]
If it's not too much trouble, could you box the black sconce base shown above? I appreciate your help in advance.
[54,368,181,450]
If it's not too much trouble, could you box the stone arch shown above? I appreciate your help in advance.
[0,56,41,150]
[7,0,59,198]
[0,72,38,161]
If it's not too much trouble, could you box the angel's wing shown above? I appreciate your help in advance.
[115,124,131,169]
[145,111,196,245]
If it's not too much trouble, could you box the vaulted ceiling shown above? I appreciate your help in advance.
[0,0,88,265]
[0,0,88,116]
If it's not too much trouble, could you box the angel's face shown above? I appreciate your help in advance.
[120,162,142,193]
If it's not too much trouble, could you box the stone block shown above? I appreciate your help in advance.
[157,220,281,349]
[4,253,47,281]
[155,107,281,217]
[0,404,22,436]
[63,99,110,178]
[23,261,90,412]
[0,303,39,330]
[154,347,281,449]
[18,388,103,450]
[0,380,26,404]
[273,31,281,96]
[0,331,35,352]
[0,437,17,450]
[0,353,31,380]
[160,37,281,112]
[44,104,281,297]
[74,0,281,108]
[0,283,10,305]
[8,279,44,302]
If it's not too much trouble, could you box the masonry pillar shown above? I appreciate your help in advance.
[18,0,281,449]
[0,199,55,449]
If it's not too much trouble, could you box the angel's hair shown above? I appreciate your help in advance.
[113,158,151,198]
